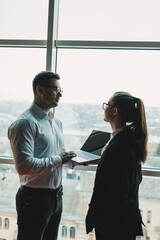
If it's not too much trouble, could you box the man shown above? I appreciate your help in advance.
[8,71,76,240]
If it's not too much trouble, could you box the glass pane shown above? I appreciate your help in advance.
[59,169,96,239]
[0,170,159,239]
[0,0,48,39]
[0,163,19,239]
[0,166,96,240]
[59,0,160,41]
[56,49,160,168]
[59,172,160,240]
[0,48,46,157]
[139,176,160,239]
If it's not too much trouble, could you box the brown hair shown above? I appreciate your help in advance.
[32,71,60,95]
[111,91,148,163]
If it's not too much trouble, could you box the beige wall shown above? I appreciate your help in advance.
[0,211,17,240]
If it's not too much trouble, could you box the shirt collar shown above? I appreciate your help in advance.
[30,102,54,120]
[111,126,125,139]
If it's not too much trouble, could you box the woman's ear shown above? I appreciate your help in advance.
[113,107,119,116]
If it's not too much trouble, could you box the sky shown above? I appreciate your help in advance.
[0,0,160,107]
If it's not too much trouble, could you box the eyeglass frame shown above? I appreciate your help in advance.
[42,85,63,95]
[102,102,115,110]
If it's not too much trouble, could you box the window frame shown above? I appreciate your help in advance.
[70,226,76,238]
[147,210,152,225]
[62,225,67,237]
[0,0,160,176]
[4,218,9,230]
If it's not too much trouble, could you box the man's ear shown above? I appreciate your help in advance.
[113,107,118,116]
[36,85,44,96]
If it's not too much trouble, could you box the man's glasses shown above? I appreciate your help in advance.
[43,85,63,95]
[102,102,114,110]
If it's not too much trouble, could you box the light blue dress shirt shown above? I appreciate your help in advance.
[8,103,73,189]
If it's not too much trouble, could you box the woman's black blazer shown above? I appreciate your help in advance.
[86,131,143,236]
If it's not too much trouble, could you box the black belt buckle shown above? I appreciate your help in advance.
[56,187,63,197]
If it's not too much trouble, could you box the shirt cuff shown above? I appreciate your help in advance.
[52,155,62,167]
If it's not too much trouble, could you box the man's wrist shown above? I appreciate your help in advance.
[52,155,62,165]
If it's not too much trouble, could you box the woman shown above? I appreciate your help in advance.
[85,92,148,240]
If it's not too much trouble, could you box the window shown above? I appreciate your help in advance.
[4,218,9,229]
[70,226,76,238]
[0,0,48,39]
[147,211,152,224]
[58,0,160,41]
[89,231,94,240]
[62,225,67,237]
[1,1,160,240]
[136,237,141,240]
[13,230,17,240]
[57,49,160,107]
[56,49,160,170]
[0,48,46,157]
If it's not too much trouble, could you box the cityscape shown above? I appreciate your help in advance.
[0,100,160,240]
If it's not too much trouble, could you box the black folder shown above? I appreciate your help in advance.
[72,130,110,163]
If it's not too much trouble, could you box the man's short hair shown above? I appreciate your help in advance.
[32,71,60,95]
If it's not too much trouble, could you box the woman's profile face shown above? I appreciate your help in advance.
[103,99,115,123]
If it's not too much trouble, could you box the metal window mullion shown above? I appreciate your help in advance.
[55,40,160,50]
[1,40,160,50]
[0,157,160,177]
[46,0,60,72]
[46,0,54,71]
[0,39,47,48]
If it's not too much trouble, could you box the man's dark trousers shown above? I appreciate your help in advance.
[16,186,63,240]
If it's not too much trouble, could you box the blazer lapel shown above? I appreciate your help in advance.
[97,132,123,172]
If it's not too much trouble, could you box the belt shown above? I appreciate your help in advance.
[20,185,63,198]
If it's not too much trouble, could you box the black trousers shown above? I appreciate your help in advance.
[16,186,63,240]
[95,228,136,240]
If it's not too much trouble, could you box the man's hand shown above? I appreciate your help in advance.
[59,151,77,164]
